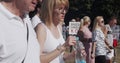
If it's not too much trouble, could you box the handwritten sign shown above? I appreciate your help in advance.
[69,22,80,35]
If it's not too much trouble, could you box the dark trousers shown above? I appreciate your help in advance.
[95,55,106,63]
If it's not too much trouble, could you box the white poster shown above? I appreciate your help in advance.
[69,22,80,35]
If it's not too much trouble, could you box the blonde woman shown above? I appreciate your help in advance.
[92,16,111,63]
[35,0,76,63]
[77,16,94,63]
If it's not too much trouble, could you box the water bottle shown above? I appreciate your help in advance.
[75,36,86,63]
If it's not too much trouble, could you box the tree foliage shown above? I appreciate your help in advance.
[65,0,120,25]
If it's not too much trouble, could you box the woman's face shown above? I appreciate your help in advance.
[98,18,104,27]
[53,5,67,24]
[87,21,91,26]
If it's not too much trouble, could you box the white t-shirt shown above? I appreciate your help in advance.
[111,25,120,40]
[31,15,41,28]
[0,3,40,63]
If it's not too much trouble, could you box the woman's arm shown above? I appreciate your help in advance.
[104,39,111,52]
[103,27,112,52]
[91,42,96,58]
[91,30,98,58]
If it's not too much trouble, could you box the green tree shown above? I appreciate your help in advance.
[66,0,120,25]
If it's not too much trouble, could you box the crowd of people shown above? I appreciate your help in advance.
[0,0,120,63]
[63,16,120,63]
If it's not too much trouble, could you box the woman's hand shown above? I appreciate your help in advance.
[91,52,95,59]
[65,36,76,46]
[81,49,87,57]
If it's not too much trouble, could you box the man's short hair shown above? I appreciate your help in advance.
[109,16,117,21]
[108,16,117,23]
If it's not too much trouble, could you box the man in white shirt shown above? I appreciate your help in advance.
[107,16,119,63]
[108,16,120,41]
[0,0,41,63]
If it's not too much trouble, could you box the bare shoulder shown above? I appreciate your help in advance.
[35,23,47,39]
[35,23,47,44]
[35,23,46,33]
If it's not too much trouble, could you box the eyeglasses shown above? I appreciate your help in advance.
[59,8,67,13]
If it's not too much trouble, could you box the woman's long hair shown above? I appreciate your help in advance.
[40,0,69,26]
[79,16,91,29]
[92,16,103,31]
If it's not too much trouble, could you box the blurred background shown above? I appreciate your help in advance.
[65,0,120,26]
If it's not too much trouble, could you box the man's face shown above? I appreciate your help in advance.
[27,0,42,12]
[110,19,117,26]
[113,19,117,25]
[17,0,38,13]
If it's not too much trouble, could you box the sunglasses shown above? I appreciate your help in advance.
[101,20,104,23]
